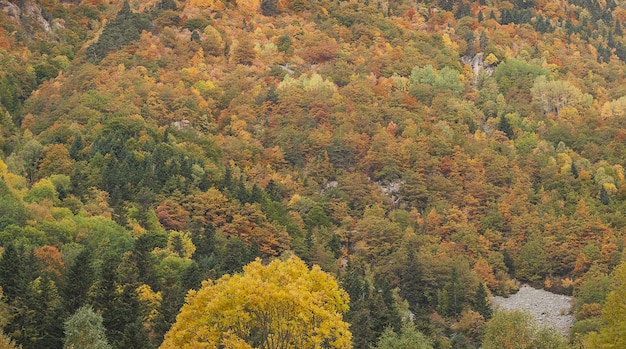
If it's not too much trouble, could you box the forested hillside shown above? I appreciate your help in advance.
[1,0,626,347]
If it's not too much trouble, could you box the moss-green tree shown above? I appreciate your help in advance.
[372,322,433,349]
[64,306,112,349]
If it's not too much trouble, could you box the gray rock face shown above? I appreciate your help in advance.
[461,53,495,84]
[491,284,574,337]
[1,0,52,32]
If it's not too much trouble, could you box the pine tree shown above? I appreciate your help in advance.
[261,0,279,16]
[479,31,489,52]
[498,115,514,139]
[64,249,94,313]
[401,248,427,314]
[20,275,66,349]
[615,21,623,36]
[600,186,610,205]
[472,283,492,320]
[0,242,30,302]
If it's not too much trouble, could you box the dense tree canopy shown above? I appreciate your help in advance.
[1,0,626,347]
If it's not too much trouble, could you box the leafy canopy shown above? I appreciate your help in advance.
[160,256,351,349]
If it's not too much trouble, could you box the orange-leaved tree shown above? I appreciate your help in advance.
[159,256,351,349]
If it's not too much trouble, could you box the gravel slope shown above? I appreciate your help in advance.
[491,285,574,337]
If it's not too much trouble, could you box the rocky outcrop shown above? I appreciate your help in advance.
[491,284,574,337]
[1,0,52,33]
[461,53,495,84]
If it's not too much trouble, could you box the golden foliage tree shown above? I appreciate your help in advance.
[584,262,626,348]
[159,256,351,349]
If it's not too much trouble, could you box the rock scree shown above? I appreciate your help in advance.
[491,284,574,337]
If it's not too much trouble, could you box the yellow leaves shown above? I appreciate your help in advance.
[583,262,626,348]
[288,193,302,207]
[484,53,499,65]
[235,0,260,13]
[229,117,251,141]
[160,256,351,349]
[278,73,337,92]
[441,33,458,51]
[0,159,7,177]
[602,182,617,195]
[166,230,196,259]
[600,95,626,120]
[137,284,162,323]
[221,331,255,349]
[188,0,216,8]
[561,277,574,289]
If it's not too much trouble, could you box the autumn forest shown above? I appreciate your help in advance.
[1,0,626,347]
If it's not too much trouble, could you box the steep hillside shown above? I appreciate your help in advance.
[1,0,626,348]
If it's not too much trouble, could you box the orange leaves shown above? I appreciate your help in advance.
[156,200,189,231]
[473,258,497,290]
[298,31,340,64]
[33,246,64,277]
[159,188,289,255]
[235,0,260,13]
[38,143,74,179]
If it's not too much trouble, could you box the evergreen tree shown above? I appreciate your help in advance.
[438,267,465,317]
[64,306,112,349]
[571,161,579,178]
[153,284,185,344]
[498,115,514,139]
[600,186,610,205]
[191,222,217,259]
[401,248,427,314]
[89,258,141,346]
[19,275,66,349]
[479,31,489,52]
[265,179,283,202]
[261,0,279,16]
[472,283,492,320]
[0,242,31,302]
[85,0,151,62]
[64,248,94,313]
[219,237,252,275]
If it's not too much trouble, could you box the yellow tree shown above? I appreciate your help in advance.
[584,262,626,348]
[159,256,351,349]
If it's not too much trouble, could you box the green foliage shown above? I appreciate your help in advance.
[0,180,28,231]
[14,275,66,349]
[4,0,626,348]
[24,178,58,204]
[64,306,112,349]
[494,59,547,113]
[515,238,550,284]
[473,283,492,320]
[372,322,433,349]
[261,0,279,16]
[483,310,568,349]
[86,1,151,62]
[181,17,210,32]
[409,65,464,101]
[342,263,402,349]
[583,262,626,348]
